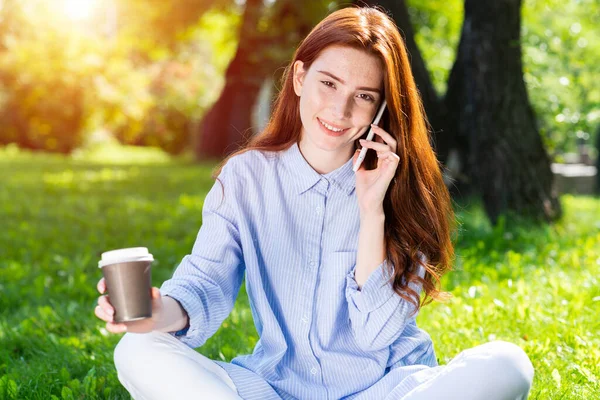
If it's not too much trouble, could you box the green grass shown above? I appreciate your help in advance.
[1,146,598,399]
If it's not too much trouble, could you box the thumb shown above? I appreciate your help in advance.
[151,287,162,299]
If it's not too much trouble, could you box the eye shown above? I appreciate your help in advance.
[358,93,375,102]
[321,80,335,89]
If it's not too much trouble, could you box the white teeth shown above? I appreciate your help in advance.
[319,119,345,132]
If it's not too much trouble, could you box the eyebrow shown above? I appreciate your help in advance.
[316,70,381,94]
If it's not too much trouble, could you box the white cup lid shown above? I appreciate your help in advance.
[98,247,154,268]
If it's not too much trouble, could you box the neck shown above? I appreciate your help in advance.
[298,139,353,174]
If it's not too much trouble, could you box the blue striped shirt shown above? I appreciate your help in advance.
[160,142,437,399]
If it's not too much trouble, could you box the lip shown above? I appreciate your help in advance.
[317,117,350,137]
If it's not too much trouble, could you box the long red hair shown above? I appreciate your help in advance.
[213,6,455,312]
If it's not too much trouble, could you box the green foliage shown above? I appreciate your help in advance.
[1,0,598,158]
[0,2,239,154]
[522,0,600,157]
[407,0,600,157]
[105,9,241,154]
[407,0,464,94]
[423,195,600,398]
[0,148,599,398]
[0,3,90,152]
[119,0,237,51]
[0,376,19,399]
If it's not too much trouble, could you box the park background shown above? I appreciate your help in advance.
[0,0,599,398]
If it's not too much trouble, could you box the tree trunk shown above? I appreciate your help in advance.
[357,0,450,162]
[195,0,265,160]
[445,0,561,223]
[195,0,316,160]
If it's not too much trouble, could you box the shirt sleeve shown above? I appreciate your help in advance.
[159,162,245,349]
[385,319,438,372]
[345,255,426,352]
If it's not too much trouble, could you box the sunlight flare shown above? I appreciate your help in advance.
[62,0,97,21]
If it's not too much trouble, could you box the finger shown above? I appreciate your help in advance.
[97,278,106,294]
[98,295,115,317]
[151,287,161,300]
[95,305,114,322]
[370,124,397,151]
[106,321,128,333]
[359,139,391,153]
[380,151,400,164]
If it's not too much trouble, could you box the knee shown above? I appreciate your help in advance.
[114,331,169,378]
[482,341,534,394]
[114,333,146,378]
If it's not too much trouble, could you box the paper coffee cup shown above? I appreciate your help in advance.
[99,247,154,323]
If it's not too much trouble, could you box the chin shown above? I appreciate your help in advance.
[313,135,352,153]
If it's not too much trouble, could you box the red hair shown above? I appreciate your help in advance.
[214,6,455,311]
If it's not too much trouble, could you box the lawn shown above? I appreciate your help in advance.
[1,145,598,399]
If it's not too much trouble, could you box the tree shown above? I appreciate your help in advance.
[194,0,265,159]
[121,0,230,50]
[444,0,561,222]
[195,0,329,159]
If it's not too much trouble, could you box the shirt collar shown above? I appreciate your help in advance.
[280,142,356,196]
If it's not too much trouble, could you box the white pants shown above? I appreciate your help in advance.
[114,331,533,400]
[398,340,533,400]
[114,331,242,400]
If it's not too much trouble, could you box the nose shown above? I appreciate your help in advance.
[331,95,353,120]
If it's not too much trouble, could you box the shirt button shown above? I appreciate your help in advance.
[301,316,309,323]
[315,206,322,215]
[310,367,318,375]
[309,261,316,267]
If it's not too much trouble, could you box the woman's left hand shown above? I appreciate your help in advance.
[353,124,400,215]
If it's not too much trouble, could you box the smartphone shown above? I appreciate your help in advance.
[353,99,388,172]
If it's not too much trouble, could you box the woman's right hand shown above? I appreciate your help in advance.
[94,277,164,334]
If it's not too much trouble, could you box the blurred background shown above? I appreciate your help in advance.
[0,0,598,208]
[0,0,599,399]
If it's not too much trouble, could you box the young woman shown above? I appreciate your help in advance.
[95,6,534,400]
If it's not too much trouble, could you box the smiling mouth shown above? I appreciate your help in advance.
[318,118,349,133]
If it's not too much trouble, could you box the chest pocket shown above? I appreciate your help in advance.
[321,251,357,291]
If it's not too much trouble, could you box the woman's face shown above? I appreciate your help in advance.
[293,45,384,158]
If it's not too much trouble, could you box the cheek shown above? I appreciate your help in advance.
[353,108,376,127]
[300,85,325,117]
[298,94,316,131]
[315,82,331,98]
[298,94,312,119]
[308,83,328,108]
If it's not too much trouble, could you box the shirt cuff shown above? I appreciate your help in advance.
[159,285,202,346]
[345,259,396,313]
[173,326,189,337]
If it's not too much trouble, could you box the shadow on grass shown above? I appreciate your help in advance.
[444,194,599,291]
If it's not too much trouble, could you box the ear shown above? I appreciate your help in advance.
[292,60,306,97]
